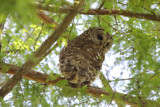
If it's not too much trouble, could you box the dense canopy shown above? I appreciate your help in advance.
[0,0,160,107]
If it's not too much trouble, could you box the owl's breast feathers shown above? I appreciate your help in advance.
[59,38,105,88]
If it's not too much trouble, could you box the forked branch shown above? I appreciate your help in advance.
[0,0,84,98]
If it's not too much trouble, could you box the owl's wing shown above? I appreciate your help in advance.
[59,38,104,88]
[59,54,97,87]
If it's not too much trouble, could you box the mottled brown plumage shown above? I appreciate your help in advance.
[59,27,113,88]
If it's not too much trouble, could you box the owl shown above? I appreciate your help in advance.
[59,27,113,88]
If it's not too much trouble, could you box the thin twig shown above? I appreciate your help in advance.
[97,0,105,11]
[33,24,44,51]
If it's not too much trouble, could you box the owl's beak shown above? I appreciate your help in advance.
[105,32,110,36]
[101,45,104,49]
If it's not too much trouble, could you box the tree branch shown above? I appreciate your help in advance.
[97,0,105,11]
[37,10,58,29]
[35,3,160,22]
[0,0,84,98]
[0,63,160,107]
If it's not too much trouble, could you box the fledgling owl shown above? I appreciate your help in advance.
[59,27,113,88]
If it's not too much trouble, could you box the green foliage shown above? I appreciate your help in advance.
[0,0,160,106]
[61,86,87,97]
[0,0,38,24]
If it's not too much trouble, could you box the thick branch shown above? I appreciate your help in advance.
[36,3,160,22]
[0,0,84,98]
[0,63,160,107]
[0,63,64,85]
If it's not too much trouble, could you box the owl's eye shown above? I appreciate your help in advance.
[97,35,103,40]
[106,42,109,47]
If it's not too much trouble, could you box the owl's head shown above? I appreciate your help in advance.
[86,27,113,53]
